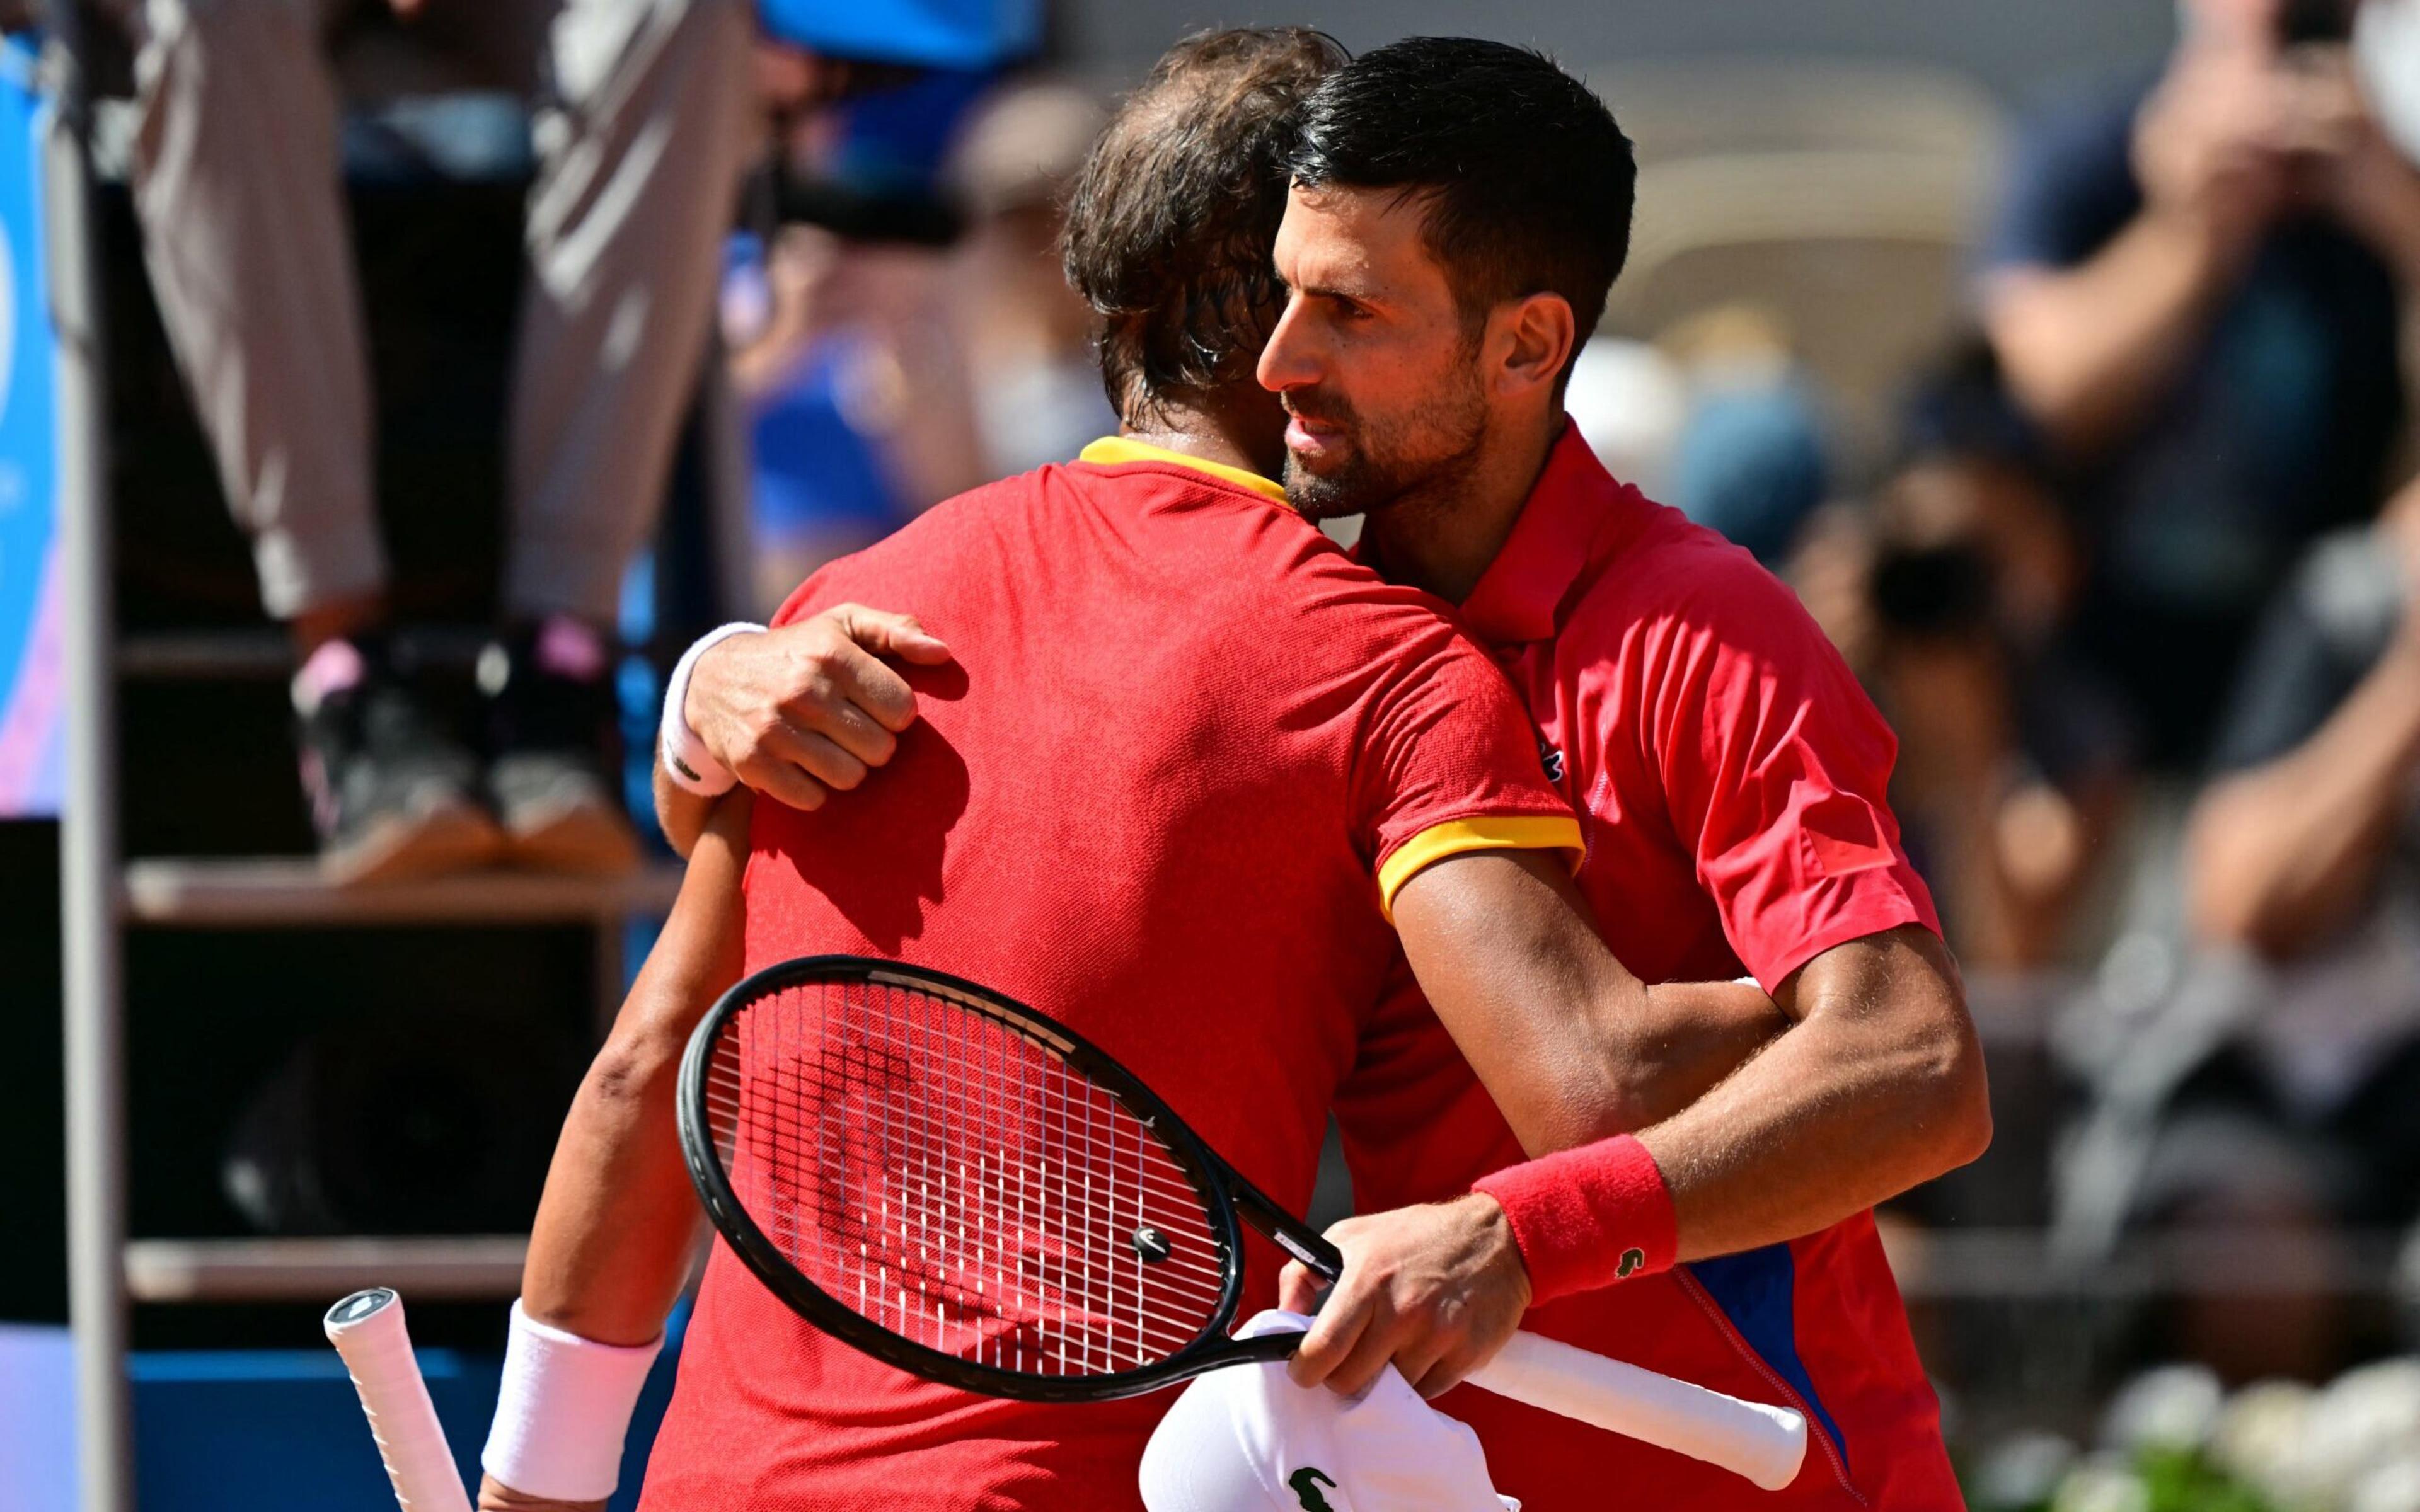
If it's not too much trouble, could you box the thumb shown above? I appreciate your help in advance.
[1277,1259,1322,1315]
[829,605,952,666]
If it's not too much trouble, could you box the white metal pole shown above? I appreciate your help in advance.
[43,6,132,1508]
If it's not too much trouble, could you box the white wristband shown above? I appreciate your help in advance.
[479,1299,664,1503]
[659,622,765,796]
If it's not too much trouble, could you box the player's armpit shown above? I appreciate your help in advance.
[1390,849,1784,1159]
[519,791,754,1346]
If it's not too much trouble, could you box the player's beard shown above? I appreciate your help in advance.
[1281,361,1491,524]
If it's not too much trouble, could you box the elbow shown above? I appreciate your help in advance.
[585,1021,689,1111]
[1912,1017,1993,1178]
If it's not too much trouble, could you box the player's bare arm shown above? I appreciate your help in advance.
[654,605,950,857]
[1289,915,1987,1399]
[1640,924,1986,1256]
[476,794,753,1511]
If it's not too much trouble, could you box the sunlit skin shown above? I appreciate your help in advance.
[1258,183,1579,604]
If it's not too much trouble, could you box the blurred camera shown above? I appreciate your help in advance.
[1870,541,1997,640]
[2278,0,2356,47]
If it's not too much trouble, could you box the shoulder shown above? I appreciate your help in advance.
[768,469,1065,626]
[1572,505,1838,674]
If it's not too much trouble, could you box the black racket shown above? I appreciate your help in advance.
[675,954,1808,1486]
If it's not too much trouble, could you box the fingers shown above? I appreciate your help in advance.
[810,636,921,738]
[1286,1280,1370,1390]
[1277,1259,1322,1315]
[732,745,829,813]
[826,604,954,667]
[1320,1297,1419,1399]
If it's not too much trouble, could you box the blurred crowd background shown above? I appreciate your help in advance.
[23,0,2420,1507]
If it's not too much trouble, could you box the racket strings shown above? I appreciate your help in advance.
[704,978,1231,1377]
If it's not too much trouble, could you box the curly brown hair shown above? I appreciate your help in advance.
[1061,27,1348,425]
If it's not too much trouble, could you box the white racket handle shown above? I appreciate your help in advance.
[1465,1330,1809,1491]
[325,1288,475,1512]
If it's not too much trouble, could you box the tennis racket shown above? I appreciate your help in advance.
[677,954,1809,1491]
[325,1287,472,1512]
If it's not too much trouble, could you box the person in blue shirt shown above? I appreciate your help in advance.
[1978,0,2419,769]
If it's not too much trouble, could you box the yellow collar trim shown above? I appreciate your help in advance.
[1078,437,1288,504]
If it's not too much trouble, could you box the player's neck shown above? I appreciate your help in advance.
[1362,413,1563,607]
[1118,392,1286,483]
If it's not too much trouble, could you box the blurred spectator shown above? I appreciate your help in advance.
[1978,0,2414,770]
[1560,335,1688,503]
[1797,342,2134,970]
[2157,479,2420,1341]
[1660,306,1830,568]
[947,80,1117,478]
[725,69,991,612]
[105,0,755,883]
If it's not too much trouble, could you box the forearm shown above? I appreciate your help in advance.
[652,753,715,861]
[521,798,751,1341]
[1620,979,1790,1133]
[1393,851,1780,1156]
[1475,927,1988,1299]
[1985,213,2233,455]
[1640,981,1985,1262]
[2187,643,2420,953]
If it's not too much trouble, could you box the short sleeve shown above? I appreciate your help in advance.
[1350,624,1581,919]
[1978,76,2150,280]
[1640,560,1940,992]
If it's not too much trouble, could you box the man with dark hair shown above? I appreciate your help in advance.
[488,29,1813,1512]
[1253,37,1975,1510]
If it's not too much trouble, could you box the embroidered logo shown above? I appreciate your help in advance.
[1616,1247,1647,1279]
[1290,1467,1340,1511]
[1538,736,1566,785]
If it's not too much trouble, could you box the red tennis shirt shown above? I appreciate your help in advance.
[638,439,1580,1511]
[1335,428,1959,1511]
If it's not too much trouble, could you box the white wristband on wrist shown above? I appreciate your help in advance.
[480,1299,664,1503]
[659,622,765,796]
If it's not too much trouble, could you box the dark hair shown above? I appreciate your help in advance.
[1063,27,1349,423]
[1288,37,1634,382]
[1898,335,2048,479]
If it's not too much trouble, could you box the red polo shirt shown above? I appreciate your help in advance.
[1335,428,1959,1509]
[641,440,1581,1511]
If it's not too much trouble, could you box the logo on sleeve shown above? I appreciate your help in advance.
[1616,1247,1647,1278]
[1537,736,1565,786]
[1290,1467,1340,1510]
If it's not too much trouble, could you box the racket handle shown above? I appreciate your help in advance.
[1465,1330,1808,1492]
[324,1288,475,1512]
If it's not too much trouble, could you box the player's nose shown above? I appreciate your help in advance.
[1257,297,1321,393]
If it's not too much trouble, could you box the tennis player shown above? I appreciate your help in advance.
[671,35,1990,1512]
[1263,40,1970,1509]
[479,29,1800,1512]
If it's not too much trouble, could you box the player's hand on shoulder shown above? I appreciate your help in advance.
[476,1472,606,1512]
[1278,1192,1531,1400]
[687,605,952,814]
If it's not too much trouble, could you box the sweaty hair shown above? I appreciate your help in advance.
[1288,37,1635,381]
[1063,27,1348,423]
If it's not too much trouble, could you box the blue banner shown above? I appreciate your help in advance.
[0,39,59,818]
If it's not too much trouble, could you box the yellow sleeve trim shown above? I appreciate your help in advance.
[1377,816,1587,921]
[1078,436,1289,504]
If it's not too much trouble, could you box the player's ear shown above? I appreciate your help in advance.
[1492,292,1577,403]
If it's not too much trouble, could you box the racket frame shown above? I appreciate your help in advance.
[677,954,1331,1402]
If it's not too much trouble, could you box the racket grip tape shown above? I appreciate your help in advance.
[324,1288,475,1512]
[1466,1331,1809,1492]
